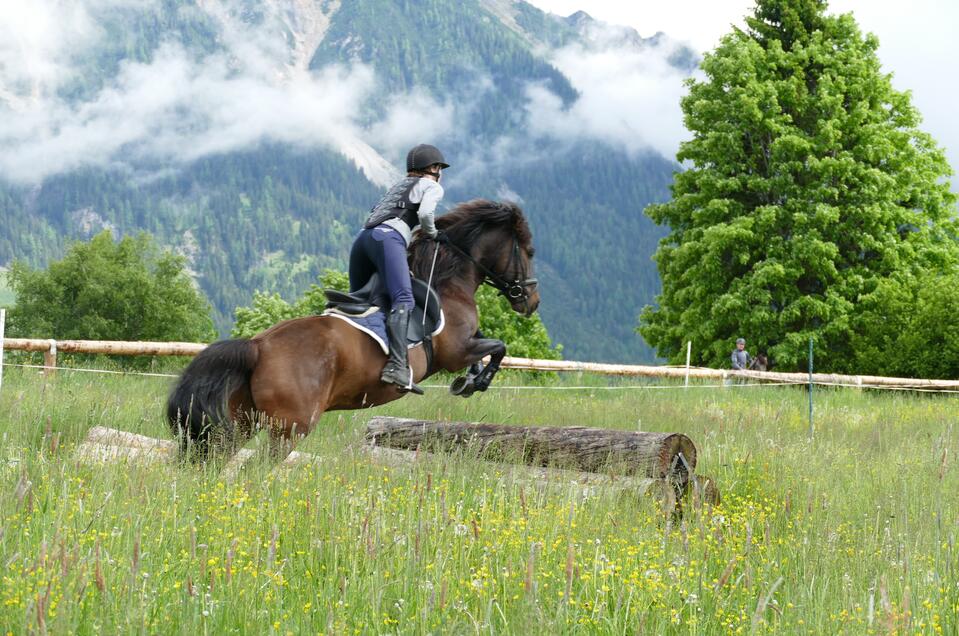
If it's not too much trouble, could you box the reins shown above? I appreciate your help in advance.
[442,236,538,309]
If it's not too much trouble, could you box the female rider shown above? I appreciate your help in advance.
[349,143,449,394]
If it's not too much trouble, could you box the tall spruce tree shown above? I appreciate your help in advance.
[639,0,958,372]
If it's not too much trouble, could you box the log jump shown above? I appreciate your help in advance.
[77,420,717,511]
[365,416,698,491]
[77,416,719,510]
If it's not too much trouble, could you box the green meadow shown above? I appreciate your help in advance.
[1,364,957,634]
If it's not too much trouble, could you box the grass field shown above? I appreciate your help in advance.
[1,364,957,634]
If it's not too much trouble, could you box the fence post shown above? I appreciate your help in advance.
[684,341,691,388]
[44,339,57,378]
[808,337,814,439]
[0,309,5,395]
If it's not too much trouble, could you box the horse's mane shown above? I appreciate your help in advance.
[409,199,532,285]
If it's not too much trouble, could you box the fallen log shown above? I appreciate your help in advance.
[75,441,174,465]
[86,426,177,455]
[365,445,681,512]
[365,416,697,490]
[75,425,714,512]
[76,428,313,477]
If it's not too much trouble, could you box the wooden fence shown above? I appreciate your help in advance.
[3,336,959,391]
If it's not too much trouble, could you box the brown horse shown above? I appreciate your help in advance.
[167,199,540,458]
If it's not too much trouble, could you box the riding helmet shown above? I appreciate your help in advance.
[407,144,450,171]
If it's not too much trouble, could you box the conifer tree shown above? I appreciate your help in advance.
[640,0,958,371]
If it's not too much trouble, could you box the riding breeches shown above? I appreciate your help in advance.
[348,225,414,310]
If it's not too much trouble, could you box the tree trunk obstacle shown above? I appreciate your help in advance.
[75,420,715,512]
[365,416,698,490]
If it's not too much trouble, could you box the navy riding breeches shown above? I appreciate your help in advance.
[348,225,414,310]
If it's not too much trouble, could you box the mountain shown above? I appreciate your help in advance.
[0,0,695,363]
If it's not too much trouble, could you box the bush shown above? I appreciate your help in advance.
[6,231,216,346]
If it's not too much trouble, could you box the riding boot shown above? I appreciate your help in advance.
[381,307,424,395]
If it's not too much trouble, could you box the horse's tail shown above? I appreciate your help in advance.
[167,339,259,455]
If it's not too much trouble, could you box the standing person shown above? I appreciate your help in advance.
[731,337,752,370]
[349,144,449,394]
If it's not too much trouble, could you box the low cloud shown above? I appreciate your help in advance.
[525,22,693,159]
[0,0,455,185]
[366,89,457,160]
[1,43,376,182]
[0,2,691,186]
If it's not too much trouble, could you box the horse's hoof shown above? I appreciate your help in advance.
[449,376,476,397]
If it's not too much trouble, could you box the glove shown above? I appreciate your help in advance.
[433,230,451,245]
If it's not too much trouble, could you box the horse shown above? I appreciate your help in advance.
[748,353,768,372]
[166,199,540,459]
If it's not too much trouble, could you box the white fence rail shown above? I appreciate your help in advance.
[3,336,959,391]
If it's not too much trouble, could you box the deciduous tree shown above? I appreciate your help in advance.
[7,231,216,345]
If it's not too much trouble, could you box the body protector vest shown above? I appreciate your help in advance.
[364,177,421,230]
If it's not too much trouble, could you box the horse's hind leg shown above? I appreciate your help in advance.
[264,403,326,461]
[252,372,332,462]
[228,383,258,447]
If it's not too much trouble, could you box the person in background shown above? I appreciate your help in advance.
[731,337,752,370]
[349,143,449,394]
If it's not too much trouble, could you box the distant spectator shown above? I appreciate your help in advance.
[731,337,752,370]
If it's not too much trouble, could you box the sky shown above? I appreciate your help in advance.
[527,0,959,177]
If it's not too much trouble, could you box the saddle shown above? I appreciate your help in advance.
[323,274,443,347]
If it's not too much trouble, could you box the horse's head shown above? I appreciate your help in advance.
[476,216,540,317]
[410,199,540,316]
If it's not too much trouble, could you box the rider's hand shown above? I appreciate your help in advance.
[433,230,450,244]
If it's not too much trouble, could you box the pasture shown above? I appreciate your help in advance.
[1,364,957,634]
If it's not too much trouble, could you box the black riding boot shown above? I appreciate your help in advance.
[381,307,423,395]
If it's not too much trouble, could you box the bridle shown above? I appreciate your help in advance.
[444,235,538,311]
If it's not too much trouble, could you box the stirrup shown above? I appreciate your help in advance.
[381,364,424,395]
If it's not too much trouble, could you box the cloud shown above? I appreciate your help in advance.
[0,0,454,185]
[524,22,694,159]
[0,1,690,187]
[1,40,382,182]
[366,89,457,159]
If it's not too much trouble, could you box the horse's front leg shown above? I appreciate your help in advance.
[472,340,506,392]
[450,334,506,396]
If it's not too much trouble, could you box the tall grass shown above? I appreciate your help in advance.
[1,366,957,633]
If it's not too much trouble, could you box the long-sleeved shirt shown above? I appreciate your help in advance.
[382,178,444,245]
[731,349,751,370]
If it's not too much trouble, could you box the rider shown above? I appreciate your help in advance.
[349,143,449,394]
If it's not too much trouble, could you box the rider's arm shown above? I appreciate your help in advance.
[412,179,444,237]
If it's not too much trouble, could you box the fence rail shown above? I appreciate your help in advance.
[3,336,959,391]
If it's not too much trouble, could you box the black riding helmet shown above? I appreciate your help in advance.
[407,144,450,172]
